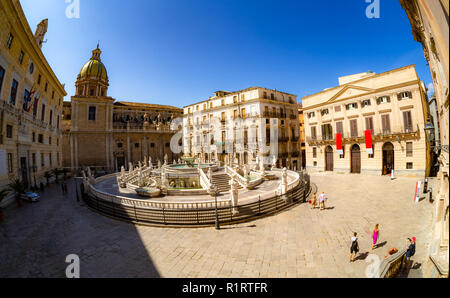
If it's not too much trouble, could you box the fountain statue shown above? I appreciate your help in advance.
[148,157,152,167]
[128,162,133,174]
[144,156,148,167]
[164,154,169,165]
[272,155,277,170]
[157,160,162,169]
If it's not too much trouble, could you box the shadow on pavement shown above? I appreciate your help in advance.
[0,178,160,278]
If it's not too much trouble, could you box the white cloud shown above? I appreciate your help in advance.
[427,82,435,97]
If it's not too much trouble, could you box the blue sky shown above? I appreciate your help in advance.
[20,0,432,107]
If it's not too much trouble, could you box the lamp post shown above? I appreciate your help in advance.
[214,185,220,230]
[31,165,37,190]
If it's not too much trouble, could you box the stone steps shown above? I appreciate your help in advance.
[211,173,242,193]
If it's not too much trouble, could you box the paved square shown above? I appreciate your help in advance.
[0,173,434,277]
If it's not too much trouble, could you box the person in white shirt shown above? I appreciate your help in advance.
[318,192,327,210]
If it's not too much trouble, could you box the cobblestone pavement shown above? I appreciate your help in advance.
[0,173,434,278]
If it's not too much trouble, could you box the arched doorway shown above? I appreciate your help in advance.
[382,142,395,175]
[351,144,361,173]
[325,146,333,171]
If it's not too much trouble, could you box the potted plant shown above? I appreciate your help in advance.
[7,179,26,208]
[0,189,10,222]
[44,171,53,186]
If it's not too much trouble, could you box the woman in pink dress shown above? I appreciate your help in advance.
[372,224,380,251]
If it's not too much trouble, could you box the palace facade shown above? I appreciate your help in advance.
[0,0,66,195]
[62,46,182,173]
[302,65,431,177]
[182,88,301,170]
[400,0,449,277]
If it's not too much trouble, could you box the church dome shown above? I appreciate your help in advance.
[79,59,108,80]
[78,44,108,81]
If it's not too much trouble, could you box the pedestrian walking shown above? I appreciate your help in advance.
[319,192,327,210]
[61,182,65,195]
[350,232,359,262]
[372,224,380,250]
[404,237,416,270]
[311,192,318,209]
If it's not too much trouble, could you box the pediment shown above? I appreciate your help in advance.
[327,85,375,103]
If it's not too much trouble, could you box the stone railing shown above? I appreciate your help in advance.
[225,166,248,189]
[89,179,231,210]
[376,248,407,278]
[198,167,212,190]
[83,173,311,227]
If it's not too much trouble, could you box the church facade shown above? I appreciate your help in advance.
[62,46,183,173]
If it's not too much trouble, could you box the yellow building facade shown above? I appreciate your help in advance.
[62,46,183,173]
[400,0,449,277]
[302,65,431,177]
[0,0,66,198]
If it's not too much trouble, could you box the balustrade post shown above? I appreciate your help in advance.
[163,206,166,225]
[196,203,199,224]
[133,201,138,222]
[258,195,261,215]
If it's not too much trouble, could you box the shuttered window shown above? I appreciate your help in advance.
[365,117,374,134]
[381,114,391,134]
[350,119,358,137]
[336,121,343,135]
[406,142,413,157]
[311,126,317,140]
[403,111,413,132]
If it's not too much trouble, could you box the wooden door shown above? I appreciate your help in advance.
[325,146,333,171]
[351,145,361,173]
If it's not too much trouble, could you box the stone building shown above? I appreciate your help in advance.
[302,65,431,177]
[0,0,66,198]
[298,103,306,169]
[400,0,449,277]
[62,45,182,173]
[182,88,301,170]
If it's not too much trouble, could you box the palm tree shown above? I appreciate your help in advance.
[44,171,53,186]
[7,179,27,207]
[0,189,10,221]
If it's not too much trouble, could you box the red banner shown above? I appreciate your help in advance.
[336,133,343,155]
[365,130,373,154]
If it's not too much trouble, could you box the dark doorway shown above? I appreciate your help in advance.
[117,156,125,171]
[325,146,333,171]
[382,142,395,175]
[351,144,361,173]
[20,157,29,188]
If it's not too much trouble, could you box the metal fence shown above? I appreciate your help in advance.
[83,173,311,227]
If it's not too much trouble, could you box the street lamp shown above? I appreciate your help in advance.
[31,165,37,190]
[213,185,220,230]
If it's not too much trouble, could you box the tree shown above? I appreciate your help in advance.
[7,179,26,207]
[0,189,10,221]
[44,171,53,186]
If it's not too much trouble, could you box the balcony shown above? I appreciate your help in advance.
[113,122,174,132]
[306,125,421,145]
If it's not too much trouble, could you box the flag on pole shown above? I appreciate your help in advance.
[365,130,373,154]
[336,133,343,155]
